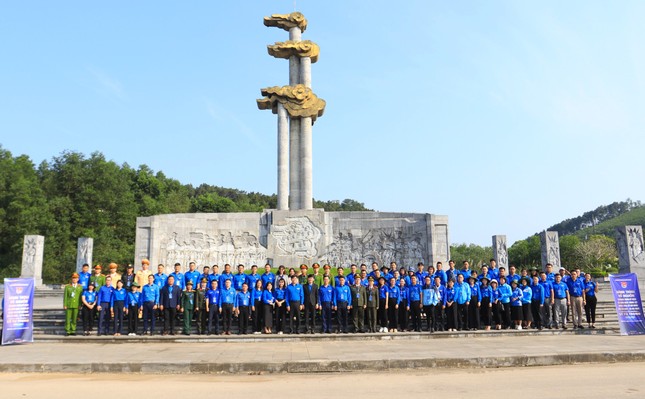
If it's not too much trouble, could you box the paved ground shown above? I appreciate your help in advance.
[1,363,643,399]
[1,334,644,373]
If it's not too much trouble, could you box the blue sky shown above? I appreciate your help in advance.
[1,1,644,246]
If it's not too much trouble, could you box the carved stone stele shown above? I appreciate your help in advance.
[257,84,326,121]
[263,12,308,32]
[268,40,319,63]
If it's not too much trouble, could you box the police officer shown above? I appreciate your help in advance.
[350,274,367,333]
[63,273,84,336]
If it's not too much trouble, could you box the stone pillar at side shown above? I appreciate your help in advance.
[76,237,94,273]
[21,235,44,286]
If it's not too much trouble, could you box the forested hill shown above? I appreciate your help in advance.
[544,199,643,237]
[0,147,369,283]
[451,199,645,277]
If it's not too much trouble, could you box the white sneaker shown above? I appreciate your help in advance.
[517,325,522,330]
[278,331,283,335]
[383,327,388,333]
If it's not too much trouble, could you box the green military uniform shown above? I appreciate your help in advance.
[90,273,106,292]
[63,283,84,335]
[195,287,207,334]
[365,284,380,333]
[313,272,324,288]
[181,286,196,335]
[350,284,367,333]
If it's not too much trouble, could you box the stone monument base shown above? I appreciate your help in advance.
[135,210,449,271]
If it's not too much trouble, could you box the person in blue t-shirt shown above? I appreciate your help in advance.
[205,280,221,335]
[479,276,492,330]
[510,280,524,330]
[520,277,533,329]
[81,282,97,335]
[584,273,599,328]
[489,279,502,330]
[251,280,264,334]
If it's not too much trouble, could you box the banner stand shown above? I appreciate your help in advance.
[609,273,645,335]
[2,278,35,345]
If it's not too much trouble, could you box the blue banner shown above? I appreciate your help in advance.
[609,273,645,335]
[2,278,35,345]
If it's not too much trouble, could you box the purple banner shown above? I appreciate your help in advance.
[2,278,35,345]
[609,273,645,335]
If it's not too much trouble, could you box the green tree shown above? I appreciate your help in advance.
[449,243,493,269]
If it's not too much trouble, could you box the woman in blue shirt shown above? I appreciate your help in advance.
[520,277,533,329]
[490,280,502,330]
[273,278,287,334]
[444,280,457,332]
[479,277,492,331]
[377,278,389,332]
[251,280,264,334]
[110,280,127,336]
[510,280,524,330]
[262,282,275,334]
[584,273,598,328]
[81,283,97,336]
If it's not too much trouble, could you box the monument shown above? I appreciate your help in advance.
[616,225,645,289]
[540,230,561,270]
[76,237,94,273]
[134,12,450,271]
[21,235,44,286]
[492,235,508,270]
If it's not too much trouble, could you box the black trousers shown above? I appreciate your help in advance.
[238,305,250,334]
[275,303,287,332]
[253,300,263,332]
[221,303,233,332]
[468,296,479,329]
[531,300,542,328]
[304,302,316,331]
[321,301,333,332]
[99,302,111,334]
[208,306,220,334]
[163,307,177,333]
[289,301,301,333]
[337,301,349,332]
[480,297,491,326]
[491,302,502,326]
[409,301,421,331]
[378,298,388,327]
[127,305,139,334]
[457,303,468,330]
[143,301,155,333]
[446,303,457,329]
[434,304,445,331]
[387,298,398,329]
[398,299,409,330]
[113,301,125,334]
[585,294,597,324]
[501,302,512,328]
[423,305,434,331]
[81,306,94,332]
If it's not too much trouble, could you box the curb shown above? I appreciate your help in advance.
[1,352,643,374]
[32,328,620,344]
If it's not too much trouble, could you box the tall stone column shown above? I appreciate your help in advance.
[540,231,561,270]
[288,26,302,209]
[276,103,289,210]
[289,27,302,85]
[289,118,301,209]
[76,237,94,273]
[300,56,312,88]
[616,226,645,274]
[21,235,44,286]
[260,12,324,210]
[300,116,313,209]
[492,235,508,271]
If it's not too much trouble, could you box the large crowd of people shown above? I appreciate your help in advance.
[62,259,600,337]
